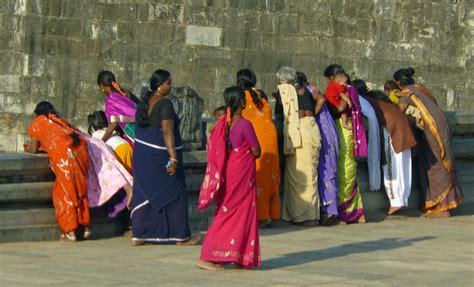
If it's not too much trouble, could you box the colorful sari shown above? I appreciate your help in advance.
[105,92,137,144]
[347,85,368,159]
[130,110,191,243]
[199,117,261,268]
[315,104,339,217]
[335,118,365,222]
[400,84,463,215]
[28,114,90,233]
[242,90,281,221]
[84,135,132,218]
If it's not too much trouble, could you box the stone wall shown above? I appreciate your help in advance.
[0,0,473,152]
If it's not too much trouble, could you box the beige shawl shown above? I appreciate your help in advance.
[278,83,301,154]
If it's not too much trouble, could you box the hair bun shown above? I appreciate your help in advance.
[406,67,415,77]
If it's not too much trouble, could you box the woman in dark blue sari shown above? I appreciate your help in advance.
[130,69,198,246]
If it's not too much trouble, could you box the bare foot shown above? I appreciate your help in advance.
[60,231,77,242]
[131,239,146,246]
[196,259,225,271]
[425,211,450,218]
[388,206,403,215]
[123,183,133,210]
[176,235,201,246]
[356,216,366,224]
[122,229,132,238]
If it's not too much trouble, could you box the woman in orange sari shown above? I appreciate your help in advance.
[25,101,90,242]
[395,68,463,217]
[237,69,281,227]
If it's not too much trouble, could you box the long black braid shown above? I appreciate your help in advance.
[223,86,246,152]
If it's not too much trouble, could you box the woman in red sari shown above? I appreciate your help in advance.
[25,101,90,242]
[197,86,261,270]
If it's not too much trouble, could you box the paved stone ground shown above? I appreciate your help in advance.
[0,215,473,286]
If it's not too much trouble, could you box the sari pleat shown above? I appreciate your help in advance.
[335,118,365,222]
[315,105,339,216]
[242,90,281,221]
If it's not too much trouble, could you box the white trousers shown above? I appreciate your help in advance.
[382,128,412,207]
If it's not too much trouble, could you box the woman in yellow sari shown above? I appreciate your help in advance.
[395,68,463,218]
[238,69,281,227]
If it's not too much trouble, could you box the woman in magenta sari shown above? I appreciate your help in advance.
[97,71,138,144]
[197,86,261,270]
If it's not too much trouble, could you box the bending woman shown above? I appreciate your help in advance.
[130,69,197,245]
[97,71,137,144]
[323,64,366,224]
[395,68,463,218]
[25,101,90,242]
[277,67,323,227]
[198,86,261,270]
[237,69,281,228]
[364,89,417,215]
[296,71,340,225]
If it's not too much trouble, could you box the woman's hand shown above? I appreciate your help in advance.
[167,160,178,175]
[24,138,39,153]
[23,141,30,152]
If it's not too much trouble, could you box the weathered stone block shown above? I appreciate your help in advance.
[185,25,222,47]
[0,75,21,93]
[184,5,224,27]
[145,3,184,23]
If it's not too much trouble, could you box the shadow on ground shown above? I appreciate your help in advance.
[261,236,435,270]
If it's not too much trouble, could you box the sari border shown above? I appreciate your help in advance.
[135,138,183,150]
[130,200,149,218]
[132,236,191,243]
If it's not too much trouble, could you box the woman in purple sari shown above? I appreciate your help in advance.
[97,71,138,144]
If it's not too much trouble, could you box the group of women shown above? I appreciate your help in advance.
[24,64,463,270]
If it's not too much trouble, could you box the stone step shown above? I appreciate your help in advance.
[0,221,129,243]
[0,153,51,178]
[0,206,56,227]
[0,182,53,203]
[0,196,214,243]
[447,111,474,137]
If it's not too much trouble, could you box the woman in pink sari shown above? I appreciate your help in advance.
[197,86,261,270]
[97,71,138,144]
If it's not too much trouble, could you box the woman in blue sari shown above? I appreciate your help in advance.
[130,69,198,246]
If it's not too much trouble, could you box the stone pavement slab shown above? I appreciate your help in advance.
[0,215,473,286]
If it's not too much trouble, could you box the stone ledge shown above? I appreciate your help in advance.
[0,182,53,202]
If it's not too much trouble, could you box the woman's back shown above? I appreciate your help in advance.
[28,115,75,155]
[229,119,259,150]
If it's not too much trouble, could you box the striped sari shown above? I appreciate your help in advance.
[400,84,463,215]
